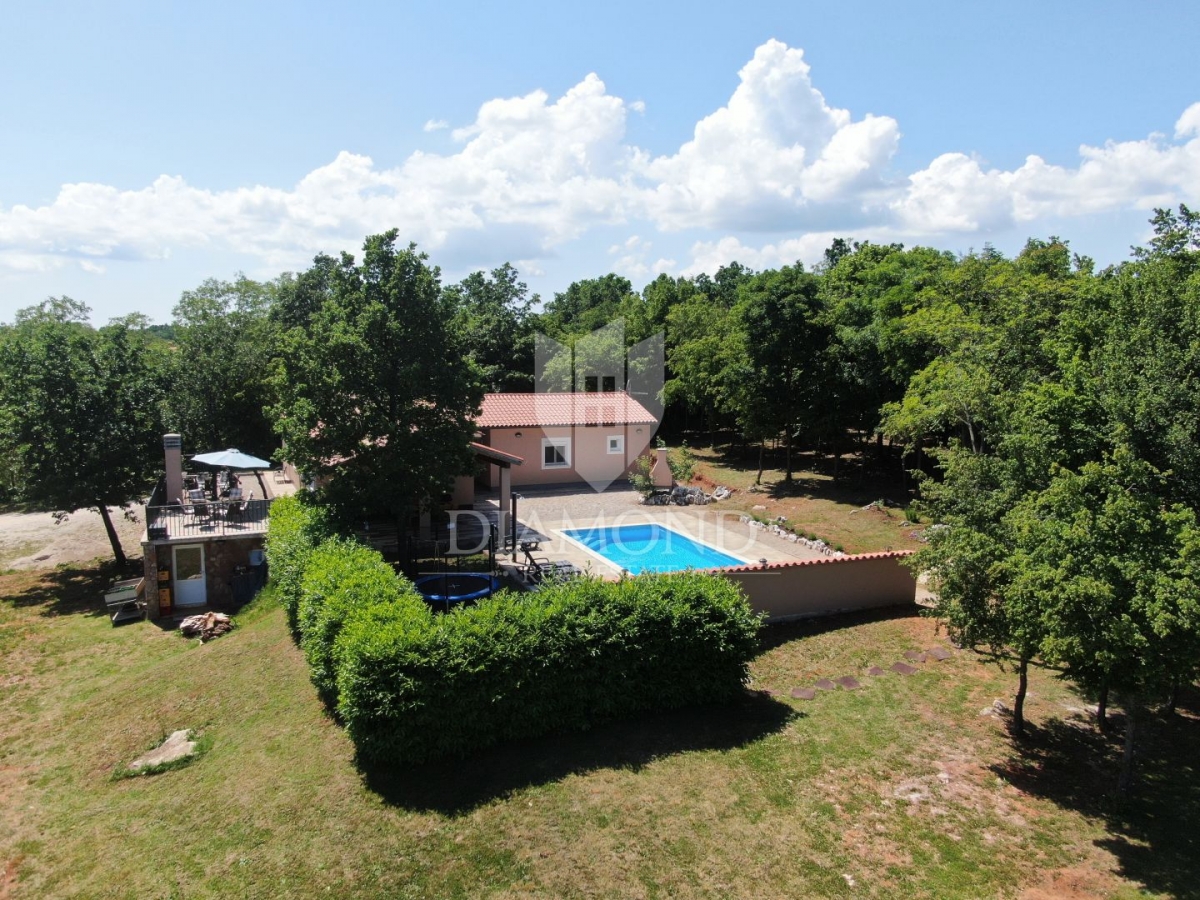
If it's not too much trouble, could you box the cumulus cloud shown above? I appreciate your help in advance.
[636,40,900,230]
[1,39,1198,279]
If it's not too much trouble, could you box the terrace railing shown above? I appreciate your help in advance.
[145,498,273,541]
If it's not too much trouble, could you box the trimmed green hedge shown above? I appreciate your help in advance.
[267,502,762,765]
[335,571,761,765]
[264,495,331,633]
[297,537,429,705]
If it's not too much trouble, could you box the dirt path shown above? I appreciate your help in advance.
[0,506,146,570]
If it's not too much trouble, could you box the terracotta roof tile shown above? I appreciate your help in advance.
[705,550,915,574]
[478,392,658,428]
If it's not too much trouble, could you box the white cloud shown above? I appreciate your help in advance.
[1,39,1198,280]
[636,39,900,230]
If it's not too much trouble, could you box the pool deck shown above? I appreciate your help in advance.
[481,484,827,581]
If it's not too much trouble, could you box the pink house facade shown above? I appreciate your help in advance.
[476,392,658,489]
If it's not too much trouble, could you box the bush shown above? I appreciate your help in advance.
[669,441,697,483]
[297,537,428,705]
[627,454,654,496]
[335,571,761,765]
[264,495,331,633]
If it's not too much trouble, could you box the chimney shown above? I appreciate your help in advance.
[163,434,183,504]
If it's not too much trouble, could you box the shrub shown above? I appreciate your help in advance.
[669,441,697,483]
[297,537,428,705]
[264,495,331,633]
[627,454,654,496]
[336,571,761,765]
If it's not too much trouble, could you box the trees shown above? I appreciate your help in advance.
[731,265,830,482]
[1007,453,1200,790]
[445,263,536,392]
[271,232,484,527]
[165,275,279,458]
[0,298,166,566]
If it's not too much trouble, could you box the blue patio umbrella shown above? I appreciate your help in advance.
[190,449,272,469]
[190,449,274,498]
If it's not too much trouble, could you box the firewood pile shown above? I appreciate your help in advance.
[179,611,234,642]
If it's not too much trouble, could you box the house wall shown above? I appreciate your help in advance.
[141,536,265,620]
[719,552,917,622]
[484,424,653,487]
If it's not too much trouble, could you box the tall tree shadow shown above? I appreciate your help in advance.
[988,693,1200,899]
[359,692,797,816]
[1,561,126,618]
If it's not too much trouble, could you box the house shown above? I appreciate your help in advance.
[140,434,284,621]
[475,391,658,489]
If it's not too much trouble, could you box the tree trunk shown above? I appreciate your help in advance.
[1097,683,1110,733]
[1118,702,1137,795]
[1167,677,1180,715]
[96,503,127,568]
[756,442,765,485]
[785,427,793,483]
[1013,656,1029,737]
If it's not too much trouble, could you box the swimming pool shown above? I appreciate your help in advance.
[560,523,749,575]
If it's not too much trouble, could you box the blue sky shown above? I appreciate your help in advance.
[2,1,1199,323]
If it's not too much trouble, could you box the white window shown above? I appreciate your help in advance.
[607,434,624,455]
[542,438,571,469]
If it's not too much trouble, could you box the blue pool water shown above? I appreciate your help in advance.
[561,523,747,574]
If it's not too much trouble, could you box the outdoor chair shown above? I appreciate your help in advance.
[192,499,213,525]
[225,498,245,521]
[520,545,581,584]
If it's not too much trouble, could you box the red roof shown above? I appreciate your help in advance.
[478,392,658,428]
[469,441,524,466]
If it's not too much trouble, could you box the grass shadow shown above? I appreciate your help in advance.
[988,693,1200,899]
[755,604,925,657]
[0,560,135,618]
[360,692,797,816]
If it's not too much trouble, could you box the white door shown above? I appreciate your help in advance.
[173,545,207,608]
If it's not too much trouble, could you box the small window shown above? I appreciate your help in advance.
[542,438,571,469]
[602,375,617,392]
[584,375,598,392]
[607,435,624,455]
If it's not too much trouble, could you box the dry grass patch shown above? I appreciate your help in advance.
[684,445,925,554]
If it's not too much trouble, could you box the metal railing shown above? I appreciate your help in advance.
[146,498,273,540]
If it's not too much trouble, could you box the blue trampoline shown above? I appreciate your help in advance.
[414,573,501,609]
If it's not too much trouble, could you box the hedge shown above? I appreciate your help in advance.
[296,537,429,705]
[266,501,762,764]
[263,495,331,633]
[334,570,762,765]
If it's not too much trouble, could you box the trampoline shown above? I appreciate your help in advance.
[414,573,501,610]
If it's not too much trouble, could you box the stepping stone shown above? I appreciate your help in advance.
[836,676,861,690]
[814,678,838,691]
[791,687,817,700]
[867,666,887,676]
[891,662,919,676]
[927,647,952,661]
[903,650,928,663]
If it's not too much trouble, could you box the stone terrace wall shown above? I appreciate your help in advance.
[717,551,917,622]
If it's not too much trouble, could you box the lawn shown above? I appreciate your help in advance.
[2,562,1197,899]
[681,443,928,555]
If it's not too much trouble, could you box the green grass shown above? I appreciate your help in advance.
[683,444,926,555]
[2,562,1197,898]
